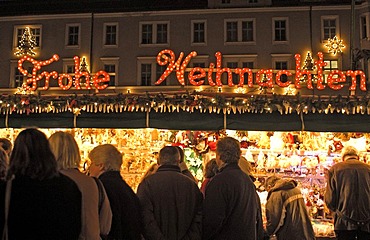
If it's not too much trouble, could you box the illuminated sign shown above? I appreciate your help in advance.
[18,55,110,91]
[17,49,367,91]
[155,49,367,91]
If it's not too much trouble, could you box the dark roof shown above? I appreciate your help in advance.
[0,0,362,16]
[0,0,208,16]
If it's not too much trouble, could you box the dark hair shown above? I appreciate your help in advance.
[0,148,8,181]
[216,137,241,164]
[204,158,218,178]
[0,138,12,153]
[8,128,58,180]
[158,146,180,166]
[175,146,185,163]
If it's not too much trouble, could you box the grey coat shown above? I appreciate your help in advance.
[137,165,203,240]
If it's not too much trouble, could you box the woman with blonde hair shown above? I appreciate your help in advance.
[49,131,112,240]
[88,144,143,240]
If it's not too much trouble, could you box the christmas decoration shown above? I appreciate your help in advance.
[1,91,370,117]
[14,27,37,57]
[325,36,345,56]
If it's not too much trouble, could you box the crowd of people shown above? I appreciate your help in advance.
[0,128,369,240]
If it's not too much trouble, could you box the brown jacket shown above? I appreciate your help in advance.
[324,157,370,232]
[61,169,112,240]
[266,179,315,240]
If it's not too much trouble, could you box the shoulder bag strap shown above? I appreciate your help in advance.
[2,179,13,240]
[271,193,304,236]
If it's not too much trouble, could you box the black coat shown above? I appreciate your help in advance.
[203,163,262,240]
[137,165,203,240]
[99,171,143,240]
[0,174,82,240]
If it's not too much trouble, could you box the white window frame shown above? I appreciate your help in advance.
[65,23,81,48]
[272,17,289,44]
[137,57,169,86]
[139,21,170,47]
[224,18,256,45]
[271,54,292,70]
[10,60,25,88]
[100,57,119,87]
[13,25,42,49]
[191,20,207,46]
[103,22,119,47]
[321,15,339,42]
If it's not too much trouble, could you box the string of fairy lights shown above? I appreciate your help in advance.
[1,92,370,116]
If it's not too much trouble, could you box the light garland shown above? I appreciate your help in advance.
[1,92,370,116]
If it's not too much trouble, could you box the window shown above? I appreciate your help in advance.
[223,55,257,85]
[140,22,169,46]
[14,25,41,48]
[104,23,118,46]
[321,16,338,41]
[141,64,152,86]
[361,15,368,40]
[11,61,33,88]
[272,54,292,84]
[323,59,338,83]
[104,65,116,86]
[100,58,119,86]
[225,19,255,44]
[227,62,239,84]
[191,20,207,45]
[66,24,80,47]
[273,18,288,42]
[138,58,171,86]
[275,61,288,83]
[156,65,167,86]
[14,67,24,88]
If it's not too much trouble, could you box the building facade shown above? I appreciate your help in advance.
[0,0,368,96]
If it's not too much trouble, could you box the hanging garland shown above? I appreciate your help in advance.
[1,91,370,116]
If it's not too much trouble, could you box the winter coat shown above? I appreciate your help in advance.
[324,157,370,233]
[265,179,315,240]
[137,164,203,240]
[99,171,143,240]
[203,163,263,240]
[0,174,82,240]
[61,169,112,240]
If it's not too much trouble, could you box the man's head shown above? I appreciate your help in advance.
[341,145,359,161]
[88,144,122,177]
[158,146,180,166]
[216,137,241,167]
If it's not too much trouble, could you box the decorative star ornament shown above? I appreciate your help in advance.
[325,36,345,55]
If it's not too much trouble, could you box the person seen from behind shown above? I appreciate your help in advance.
[137,146,203,240]
[0,138,12,157]
[264,175,315,240]
[203,137,263,240]
[0,148,8,182]
[0,128,82,240]
[324,145,370,240]
[49,131,112,240]
[88,144,143,240]
[200,158,218,197]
